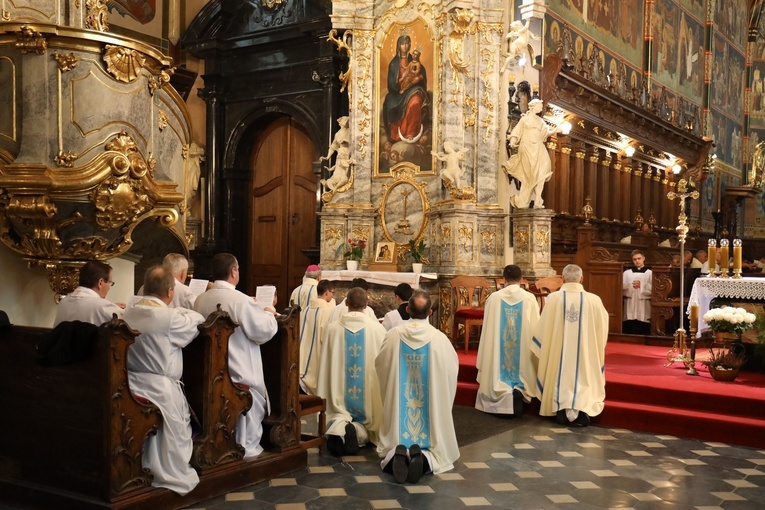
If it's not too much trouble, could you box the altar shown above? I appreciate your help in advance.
[689,276,765,335]
[321,270,437,288]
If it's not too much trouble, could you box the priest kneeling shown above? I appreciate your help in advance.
[532,264,608,427]
[317,287,385,456]
[475,264,540,416]
[125,265,205,495]
[376,290,459,484]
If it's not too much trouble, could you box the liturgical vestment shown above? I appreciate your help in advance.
[375,319,460,474]
[194,281,278,457]
[531,282,609,418]
[317,311,385,446]
[124,297,205,495]
[475,284,540,413]
[327,298,377,324]
[290,278,319,337]
[299,297,336,395]
[53,286,123,326]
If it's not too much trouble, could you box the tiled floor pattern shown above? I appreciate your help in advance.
[184,415,765,509]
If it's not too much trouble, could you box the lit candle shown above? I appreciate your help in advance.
[707,239,716,275]
[719,239,729,274]
[690,304,699,330]
[508,73,515,83]
[733,238,742,273]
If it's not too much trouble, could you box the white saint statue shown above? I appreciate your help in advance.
[504,19,540,69]
[432,141,469,189]
[320,116,353,192]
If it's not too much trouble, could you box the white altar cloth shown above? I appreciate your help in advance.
[688,277,765,335]
[321,270,437,289]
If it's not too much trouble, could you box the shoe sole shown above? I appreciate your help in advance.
[407,444,424,484]
[392,445,408,484]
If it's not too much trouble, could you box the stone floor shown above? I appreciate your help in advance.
[183,414,765,509]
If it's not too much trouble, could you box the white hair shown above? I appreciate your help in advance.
[163,253,189,279]
[561,264,583,283]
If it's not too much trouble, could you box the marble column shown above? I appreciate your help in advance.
[511,208,556,277]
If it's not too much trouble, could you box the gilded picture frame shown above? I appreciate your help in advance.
[375,17,438,177]
[377,165,431,247]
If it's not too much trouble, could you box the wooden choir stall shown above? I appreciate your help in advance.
[0,306,307,510]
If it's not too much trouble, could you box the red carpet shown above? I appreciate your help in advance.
[457,342,765,449]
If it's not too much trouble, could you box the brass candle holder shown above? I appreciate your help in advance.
[732,238,743,279]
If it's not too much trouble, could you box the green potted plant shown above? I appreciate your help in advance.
[701,306,756,381]
[408,239,427,273]
[343,238,365,271]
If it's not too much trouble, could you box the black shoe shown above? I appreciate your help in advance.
[570,411,590,428]
[326,434,344,457]
[343,423,360,455]
[392,444,408,484]
[555,410,568,425]
[512,389,525,417]
[407,444,424,484]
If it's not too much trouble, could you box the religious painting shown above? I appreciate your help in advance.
[755,4,765,60]
[374,242,396,263]
[750,62,765,128]
[710,109,731,166]
[650,0,679,85]
[713,0,747,49]
[727,117,743,171]
[107,0,165,49]
[376,19,436,177]
[711,36,745,121]
[546,0,643,65]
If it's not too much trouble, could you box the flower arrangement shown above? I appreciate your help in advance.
[408,239,427,263]
[701,348,746,371]
[703,306,757,336]
[343,238,366,261]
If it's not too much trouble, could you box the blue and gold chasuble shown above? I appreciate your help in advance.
[398,342,431,448]
[499,300,524,390]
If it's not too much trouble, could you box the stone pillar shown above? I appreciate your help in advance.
[511,208,556,277]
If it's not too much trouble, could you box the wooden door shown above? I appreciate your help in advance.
[249,117,317,307]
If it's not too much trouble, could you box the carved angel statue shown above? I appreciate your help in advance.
[504,19,540,69]
[320,116,353,192]
[185,142,204,210]
[503,99,558,209]
[432,141,469,189]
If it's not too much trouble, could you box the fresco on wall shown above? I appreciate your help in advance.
[376,19,435,176]
[751,62,765,128]
[711,36,744,128]
[710,109,731,165]
[546,0,643,65]
[713,0,747,48]
[685,0,705,22]
[754,4,765,60]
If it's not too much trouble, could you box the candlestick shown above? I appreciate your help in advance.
[733,238,743,279]
[719,239,729,278]
[707,239,716,277]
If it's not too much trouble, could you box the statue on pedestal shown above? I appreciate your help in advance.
[320,116,354,193]
[503,99,556,209]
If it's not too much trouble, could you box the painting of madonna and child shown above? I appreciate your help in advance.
[377,19,435,176]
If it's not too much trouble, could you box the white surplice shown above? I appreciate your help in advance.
[299,298,336,395]
[328,298,377,324]
[317,311,385,446]
[290,278,319,338]
[622,267,652,322]
[531,283,609,417]
[124,296,205,495]
[475,284,540,413]
[194,281,278,458]
[53,286,123,327]
[171,279,197,309]
[381,305,408,331]
[375,319,459,475]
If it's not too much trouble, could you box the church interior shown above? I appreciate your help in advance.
[2,0,765,508]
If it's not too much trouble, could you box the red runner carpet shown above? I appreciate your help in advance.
[456,342,765,449]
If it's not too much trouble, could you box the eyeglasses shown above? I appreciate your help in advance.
[102,279,115,287]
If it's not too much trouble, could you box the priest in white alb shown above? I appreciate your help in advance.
[317,287,385,456]
[194,253,278,458]
[125,265,205,495]
[289,264,322,336]
[532,264,609,427]
[53,260,124,326]
[327,278,377,324]
[475,265,540,416]
[299,279,336,395]
[375,290,459,484]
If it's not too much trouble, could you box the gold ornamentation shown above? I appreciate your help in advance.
[457,225,473,252]
[325,226,344,248]
[378,165,431,245]
[2,10,10,21]
[105,131,148,178]
[479,48,495,143]
[463,96,477,127]
[95,179,150,230]
[441,224,452,245]
[147,154,156,178]
[103,45,145,83]
[439,286,452,336]
[15,26,47,55]
[53,52,78,72]
[447,9,476,97]
[38,261,83,302]
[480,227,496,253]
[158,110,169,131]
[261,0,285,10]
[582,196,593,223]
[85,0,109,32]
[355,31,372,160]
[327,30,353,96]
[182,144,189,159]
[148,67,174,95]
[535,226,549,255]
[54,150,79,168]
[515,225,529,251]
[350,226,370,242]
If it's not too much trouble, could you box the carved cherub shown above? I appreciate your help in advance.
[432,141,469,189]
[504,19,540,69]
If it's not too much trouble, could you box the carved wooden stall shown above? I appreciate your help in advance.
[533,48,712,331]
[0,309,306,509]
